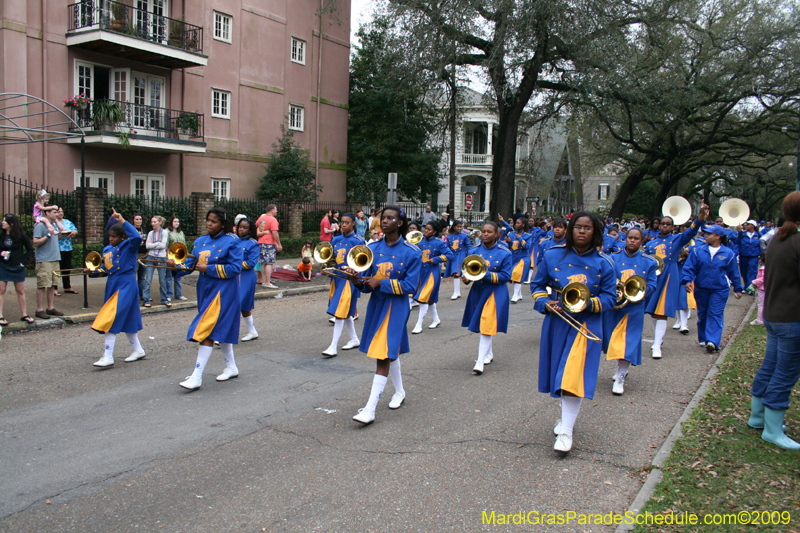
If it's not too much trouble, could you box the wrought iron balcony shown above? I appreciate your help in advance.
[66,0,207,69]
[67,99,205,153]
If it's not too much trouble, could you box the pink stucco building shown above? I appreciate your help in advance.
[0,0,350,200]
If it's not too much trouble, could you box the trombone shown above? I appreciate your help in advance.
[138,242,194,270]
[461,254,488,281]
[320,245,374,281]
[546,282,602,342]
[53,251,103,277]
[645,253,665,276]
[615,275,647,309]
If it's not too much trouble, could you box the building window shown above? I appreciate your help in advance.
[74,170,115,193]
[212,178,230,200]
[213,12,232,43]
[289,105,304,131]
[132,174,165,200]
[212,89,230,119]
[598,184,610,200]
[291,37,306,64]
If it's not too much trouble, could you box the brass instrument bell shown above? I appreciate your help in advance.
[313,242,334,265]
[461,254,488,281]
[545,282,601,342]
[615,275,647,309]
[406,230,423,245]
[661,196,692,225]
[53,251,103,277]
[139,242,195,269]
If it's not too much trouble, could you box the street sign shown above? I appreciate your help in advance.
[465,194,473,211]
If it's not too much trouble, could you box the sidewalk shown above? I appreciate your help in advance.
[1,256,329,333]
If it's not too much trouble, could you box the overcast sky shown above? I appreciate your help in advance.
[350,0,375,47]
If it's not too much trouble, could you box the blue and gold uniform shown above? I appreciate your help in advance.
[602,234,620,254]
[507,231,530,283]
[528,227,545,268]
[91,220,143,335]
[681,243,743,349]
[644,219,701,317]
[676,238,698,311]
[532,245,617,399]
[461,242,512,335]
[175,232,243,344]
[359,237,421,360]
[736,229,761,287]
[603,250,658,366]
[239,237,260,312]
[413,235,453,304]
[327,231,365,318]
[537,235,566,260]
[444,232,471,277]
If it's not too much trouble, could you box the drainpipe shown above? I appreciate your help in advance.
[314,0,324,191]
[42,0,48,185]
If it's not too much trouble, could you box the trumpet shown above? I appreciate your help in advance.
[406,230,423,245]
[546,282,601,342]
[461,254,488,281]
[138,242,195,270]
[322,245,374,281]
[615,275,647,309]
[53,251,103,277]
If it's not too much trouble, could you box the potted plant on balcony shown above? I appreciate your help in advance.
[92,100,125,132]
[63,94,91,111]
[110,1,126,31]
[176,111,200,140]
[168,17,185,48]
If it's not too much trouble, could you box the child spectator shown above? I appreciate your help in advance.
[33,190,58,235]
[301,240,314,261]
[297,257,313,281]
[750,251,766,326]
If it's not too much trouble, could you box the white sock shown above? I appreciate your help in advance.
[126,333,143,352]
[408,296,414,309]
[330,318,344,348]
[560,396,583,437]
[653,319,667,348]
[430,303,439,322]
[243,315,257,334]
[103,332,116,359]
[687,309,692,320]
[415,304,429,327]
[453,278,461,297]
[192,345,214,379]
[345,317,358,342]
[389,360,404,396]
[526,268,534,283]
[365,374,388,412]
[651,316,657,330]
[220,343,237,371]
[617,360,631,377]
[679,309,689,327]
[513,283,522,298]
[479,334,492,362]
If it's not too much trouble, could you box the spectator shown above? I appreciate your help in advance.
[54,207,79,295]
[0,213,34,325]
[748,191,800,450]
[422,205,437,226]
[301,239,314,261]
[131,213,147,300]
[143,215,169,308]
[355,209,369,238]
[32,206,63,319]
[256,204,282,289]
[165,215,188,301]
[320,209,335,242]
[298,257,313,281]
[331,210,342,237]
[438,212,451,233]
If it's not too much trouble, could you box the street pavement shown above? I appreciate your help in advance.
[0,281,752,532]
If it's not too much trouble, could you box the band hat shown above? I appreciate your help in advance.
[703,224,726,236]
[745,219,758,227]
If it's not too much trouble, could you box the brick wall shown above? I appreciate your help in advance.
[76,187,107,244]
[190,192,215,236]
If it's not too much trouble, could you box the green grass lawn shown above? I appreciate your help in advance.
[634,325,800,532]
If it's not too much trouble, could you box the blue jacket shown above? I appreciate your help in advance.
[681,244,744,293]
[602,234,620,254]
[735,231,761,258]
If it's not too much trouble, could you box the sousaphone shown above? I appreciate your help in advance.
[661,196,692,226]
[719,198,750,227]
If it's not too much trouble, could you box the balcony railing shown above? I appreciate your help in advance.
[70,99,204,142]
[461,153,492,165]
[67,0,203,54]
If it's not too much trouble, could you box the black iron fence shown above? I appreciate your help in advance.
[104,194,197,236]
[71,99,204,142]
[68,0,203,54]
[0,174,81,236]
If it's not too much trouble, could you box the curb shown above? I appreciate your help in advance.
[1,284,329,334]
[615,299,757,533]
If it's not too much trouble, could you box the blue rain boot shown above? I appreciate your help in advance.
[762,407,800,450]
[747,396,764,429]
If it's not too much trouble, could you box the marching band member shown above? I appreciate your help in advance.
[172,208,243,390]
[445,220,470,299]
[537,219,567,258]
[349,206,421,424]
[672,224,697,333]
[681,225,743,353]
[412,222,453,333]
[644,203,710,358]
[236,218,260,342]
[505,216,531,303]
[406,222,421,309]
[460,222,512,375]
[532,212,616,453]
[735,220,761,293]
[323,214,364,357]
[90,209,146,368]
[604,227,658,395]
[525,221,547,283]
